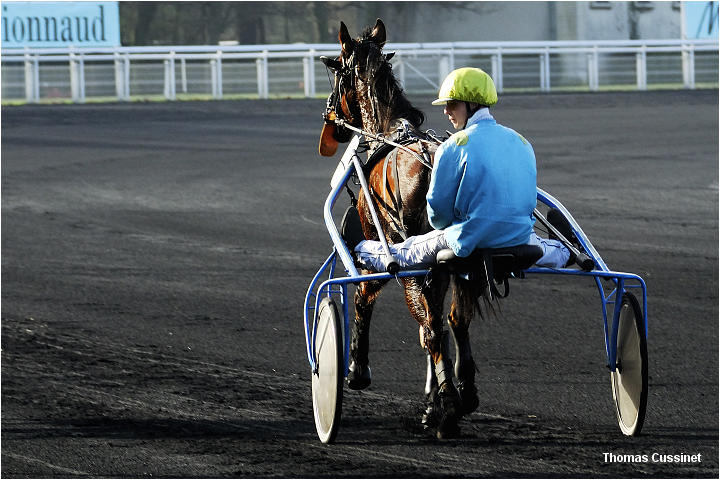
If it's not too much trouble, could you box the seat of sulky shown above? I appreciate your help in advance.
[436,244,543,281]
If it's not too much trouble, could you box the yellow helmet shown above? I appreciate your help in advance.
[432,67,498,107]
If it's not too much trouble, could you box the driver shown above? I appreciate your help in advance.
[353,67,573,271]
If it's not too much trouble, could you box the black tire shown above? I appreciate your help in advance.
[610,292,648,436]
[311,297,344,443]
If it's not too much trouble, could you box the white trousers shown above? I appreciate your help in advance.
[354,231,570,272]
[526,232,572,268]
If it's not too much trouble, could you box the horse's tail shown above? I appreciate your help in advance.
[470,278,502,322]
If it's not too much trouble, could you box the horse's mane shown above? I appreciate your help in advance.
[358,29,425,133]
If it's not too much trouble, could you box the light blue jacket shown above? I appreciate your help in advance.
[426,109,537,256]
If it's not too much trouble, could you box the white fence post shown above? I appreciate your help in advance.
[23,51,39,103]
[543,48,551,91]
[70,52,85,103]
[256,51,268,99]
[70,53,78,101]
[171,52,177,99]
[303,51,316,98]
[210,59,217,98]
[114,52,128,101]
[124,54,130,99]
[587,49,599,91]
[586,53,592,90]
[180,58,188,94]
[593,47,600,91]
[687,47,695,89]
[164,52,176,100]
[80,55,86,101]
[539,50,550,92]
[636,46,647,90]
[215,50,223,99]
[682,44,695,89]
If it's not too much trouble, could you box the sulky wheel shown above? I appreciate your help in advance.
[610,292,648,436]
[311,297,344,443]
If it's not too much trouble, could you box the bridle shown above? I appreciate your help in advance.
[322,39,393,133]
[321,54,358,142]
[320,38,437,238]
[320,49,434,169]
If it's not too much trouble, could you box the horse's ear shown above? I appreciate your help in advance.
[339,22,353,55]
[370,18,386,47]
[384,52,395,62]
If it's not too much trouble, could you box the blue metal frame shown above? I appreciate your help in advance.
[303,143,648,377]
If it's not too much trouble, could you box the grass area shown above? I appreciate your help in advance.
[2,83,717,106]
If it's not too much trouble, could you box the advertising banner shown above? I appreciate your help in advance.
[1,1,120,48]
[683,1,719,39]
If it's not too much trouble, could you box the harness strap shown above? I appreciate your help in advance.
[382,154,389,214]
[337,118,437,241]
[381,149,407,240]
[335,118,434,170]
[393,148,403,235]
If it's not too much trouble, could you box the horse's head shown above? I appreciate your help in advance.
[318,19,396,156]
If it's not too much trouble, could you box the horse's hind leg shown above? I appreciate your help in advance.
[348,279,386,390]
[447,275,481,415]
[404,273,460,438]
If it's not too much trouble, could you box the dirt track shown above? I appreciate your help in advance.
[2,90,718,478]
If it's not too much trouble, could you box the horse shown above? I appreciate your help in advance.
[318,19,484,439]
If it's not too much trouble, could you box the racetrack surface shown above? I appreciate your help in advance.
[2,90,718,478]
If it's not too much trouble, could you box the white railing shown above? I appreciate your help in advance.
[1,39,717,103]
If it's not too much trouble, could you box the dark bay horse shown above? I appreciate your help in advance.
[318,19,483,438]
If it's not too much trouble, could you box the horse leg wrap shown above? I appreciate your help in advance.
[434,352,453,390]
[421,348,442,430]
[424,352,437,396]
[424,331,449,395]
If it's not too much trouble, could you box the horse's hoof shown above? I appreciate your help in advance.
[436,409,460,439]
[347,360,371,390]
[458,382,479,416]
[421,387,440,429]
[435,386,461,439]
[421,409,438,430]
[436,419,460,439]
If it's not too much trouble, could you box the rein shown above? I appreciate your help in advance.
[331,117,434,170]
